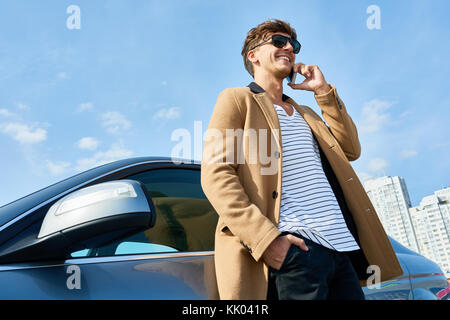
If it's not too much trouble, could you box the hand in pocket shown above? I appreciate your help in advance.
[262,234,309,270]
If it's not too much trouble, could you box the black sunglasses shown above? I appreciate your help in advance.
[250,34,301,54]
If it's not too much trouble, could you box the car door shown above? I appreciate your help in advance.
[0,166,219,299]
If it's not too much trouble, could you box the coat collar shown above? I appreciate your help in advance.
[247,82,291,102]
[247,82,335,149]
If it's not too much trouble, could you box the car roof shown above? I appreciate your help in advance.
[0,156,198,228]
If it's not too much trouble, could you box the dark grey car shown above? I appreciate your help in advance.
[0,157,448,300]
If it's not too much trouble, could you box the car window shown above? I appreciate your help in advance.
[70,168,218,258]
[115,242,178,254]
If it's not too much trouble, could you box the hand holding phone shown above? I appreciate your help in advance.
[287,67,297,84]
[287,62,330,94]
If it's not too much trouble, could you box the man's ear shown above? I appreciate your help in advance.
[247,50,259,66]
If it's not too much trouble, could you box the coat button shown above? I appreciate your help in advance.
[274,151,280,159]
[272,191,278,199]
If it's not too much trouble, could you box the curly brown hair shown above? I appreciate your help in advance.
[241,19,297,77]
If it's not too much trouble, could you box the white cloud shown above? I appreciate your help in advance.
[77,102,94,112]
[152,107,181,120]
[77,137,100,151]
[75,144,133,172]
[399,149,418,159]
[429,141,450,150]
[101,111,131,134]
[399,110,412,118]
[57,72,69,79]
[368,157,389,173]
[0,122,47,144]
[359,99,394,133]
[356,171,374,183]
[0,109,15,118]
[15,102,30,111]
[46,160,71,176]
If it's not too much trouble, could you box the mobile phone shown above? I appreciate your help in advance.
[287,68,297,84]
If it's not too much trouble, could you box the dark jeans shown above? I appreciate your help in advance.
[267,233,365,300]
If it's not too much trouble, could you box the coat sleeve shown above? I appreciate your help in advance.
[314,85,361,161]
[200,88,281,262]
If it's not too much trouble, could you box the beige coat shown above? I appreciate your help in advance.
[200,84,403,299]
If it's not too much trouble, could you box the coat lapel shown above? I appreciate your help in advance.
[252,93,282,149]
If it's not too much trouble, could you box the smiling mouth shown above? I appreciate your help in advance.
[276,56,291,63]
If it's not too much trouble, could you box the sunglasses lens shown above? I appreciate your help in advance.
[291,40,301,54]
[272,35,287,49]
[272,35,301,54]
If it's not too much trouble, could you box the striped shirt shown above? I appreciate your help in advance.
[274,104,360,252]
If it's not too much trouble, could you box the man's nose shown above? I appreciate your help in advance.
[283,40,294,53]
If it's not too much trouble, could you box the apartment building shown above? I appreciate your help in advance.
[363,176,419,252]
[409,187,450,273]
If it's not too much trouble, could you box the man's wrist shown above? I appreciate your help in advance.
[314,83,332,96]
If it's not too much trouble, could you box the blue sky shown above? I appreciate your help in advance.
[0,0,449,207]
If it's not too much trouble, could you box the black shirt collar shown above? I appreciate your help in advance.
[247,82,291,102]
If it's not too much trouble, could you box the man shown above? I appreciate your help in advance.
[201,19,402,300]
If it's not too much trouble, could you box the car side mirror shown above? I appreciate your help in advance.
[0,180,156,263]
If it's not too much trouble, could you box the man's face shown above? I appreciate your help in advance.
[248,32,296,80]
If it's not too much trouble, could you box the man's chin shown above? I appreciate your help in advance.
[275,69,291,80]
